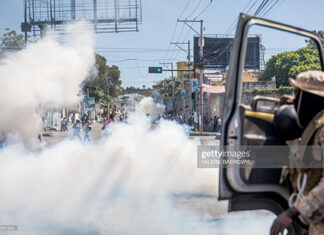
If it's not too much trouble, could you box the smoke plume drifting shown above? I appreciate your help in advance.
[136,97,165,120]
[0,113,219,234]
[0,22,95,140]
[0,23,276,235]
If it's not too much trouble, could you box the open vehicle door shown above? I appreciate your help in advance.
[219,13,324,234]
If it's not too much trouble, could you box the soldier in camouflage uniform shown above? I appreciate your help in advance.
[271,71,324,235]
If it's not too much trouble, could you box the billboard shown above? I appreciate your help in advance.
[194,36,260,70]
[176,61,193,78]
[22,0,142,37]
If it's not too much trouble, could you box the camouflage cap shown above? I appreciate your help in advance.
[289,70,324,97]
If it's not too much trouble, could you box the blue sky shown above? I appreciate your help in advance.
[1,0,324,88]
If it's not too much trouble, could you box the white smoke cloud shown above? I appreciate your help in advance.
[0,111,277,234]
[0,22,95,141]
[0,114,219,234]
[136,97,165,120]
[0,22,276,235]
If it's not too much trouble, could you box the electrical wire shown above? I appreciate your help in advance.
[194,0,214,19]
[262,0,282,17]
[135,60,149,78]
[254,0,269,16]
[178,0,192,19]
[185,0,203,19]
[172,0,216,60]
[106,58,179,62]
[224,0,257,34]
[165,0,204,61]
[258,0,275,16]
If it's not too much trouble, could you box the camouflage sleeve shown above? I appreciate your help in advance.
[294,127,324,224]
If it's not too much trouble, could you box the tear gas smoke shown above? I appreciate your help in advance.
[0,22,95,141]
[136,97,165,120]
[0,111,219,234]
[0,24,275,234]
[0,102,275,234]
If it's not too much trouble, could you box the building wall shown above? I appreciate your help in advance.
[173,80,276,124]
[241,81,276,105]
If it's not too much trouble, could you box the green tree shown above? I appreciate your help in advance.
[155,77,180,98]
[260,46,321,87]
[305,30,324,48]
[83,54,122,110]
[0,28,25,49]
[155,73,190,98]
[122,86,137,94]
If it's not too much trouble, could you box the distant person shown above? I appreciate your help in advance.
[213,116,219,132]
[71,114,75,124]
[63,118,68,131]
[203,116,208,132]
[209,118,214,132]
[60,118,68,132]
[82,113,89,123]
[102,114,114,132]
[82,121,91,143]
[188,114,193,127]
[179,115,183,124]
[217,118,222,132]
[71,120,82,141]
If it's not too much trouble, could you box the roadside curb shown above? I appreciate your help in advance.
[190,132,221,138]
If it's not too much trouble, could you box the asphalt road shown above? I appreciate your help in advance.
[42,122,220,146]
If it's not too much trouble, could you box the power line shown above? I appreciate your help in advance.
[172,0,217,60]
[165,0,204,61]
[258,0,275,16]
[96,49,185,53]
[194,0,214,19]
[262,0,282,17]
[185,0,203,19]
[178,0,192,19]
[106,58,179,62]
[254,0,269,16]
[162,0,196,62]
[135,61,149,78]
[224,0,257,34]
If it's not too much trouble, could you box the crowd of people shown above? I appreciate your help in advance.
[70,113,92,143]
[203,115,221,132]
[158,113,222,132]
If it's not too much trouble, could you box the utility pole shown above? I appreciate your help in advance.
[107,88,110,115]
[199,20,204,132]
[170,41,191,122]
[177,19,204,132]
[180,71,185,119]
[24,0,27,43]
[159,62,175,116]
[187,40,193,120]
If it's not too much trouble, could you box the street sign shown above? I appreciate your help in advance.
[87,97,95,108]
[166,100,173,112]
[181,90,186,99]
[192,79,199,92]
[148,67,163,73]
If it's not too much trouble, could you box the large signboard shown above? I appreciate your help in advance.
[194,36,260,70]
[22,0,142,37]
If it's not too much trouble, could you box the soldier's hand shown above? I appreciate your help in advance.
[279,95,294,105]
[270,207,298,235]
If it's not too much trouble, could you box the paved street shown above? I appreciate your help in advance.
[42,121,220,146]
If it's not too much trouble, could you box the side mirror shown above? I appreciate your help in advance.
[250,96,280,111]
